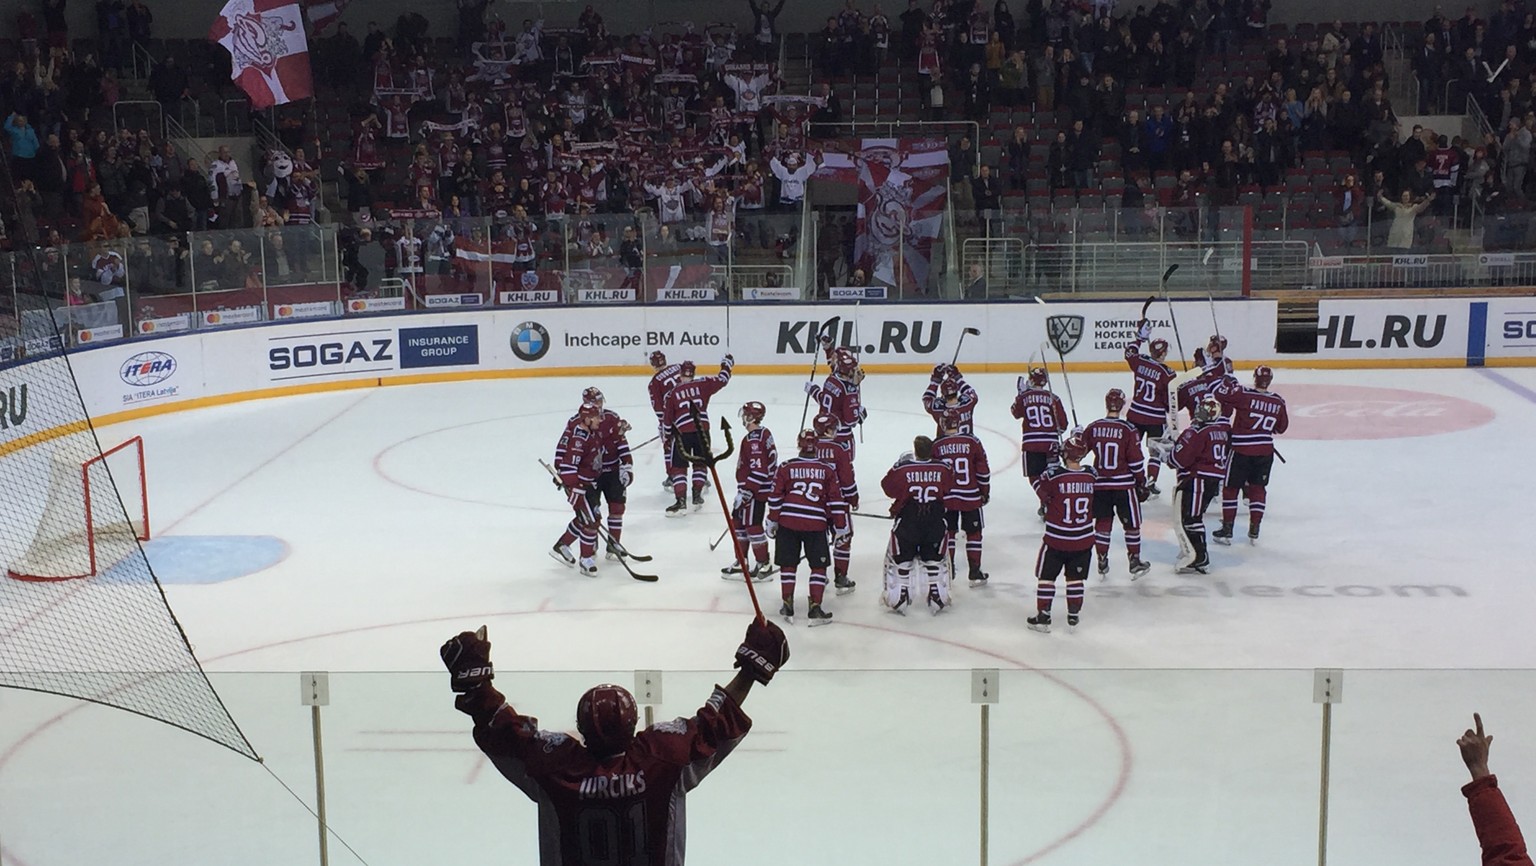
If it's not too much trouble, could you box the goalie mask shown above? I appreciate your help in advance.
[1195,395,1221,423]
[576,684,638,758]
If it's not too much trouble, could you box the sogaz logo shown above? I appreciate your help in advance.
[120,352,177,386]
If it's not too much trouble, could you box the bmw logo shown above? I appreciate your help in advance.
[511,321,551,362]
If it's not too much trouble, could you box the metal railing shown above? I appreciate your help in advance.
[110,100,163,139]
[1023,238,1310,294]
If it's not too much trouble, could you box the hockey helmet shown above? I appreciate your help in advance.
[797,429,818,455]
[940,408,964,432]
[1195,394,1221,423]
[582,386,605,407]
[1253,365,1274,391]
[679,360,696,378]
[1028,365,1049,388]
[648,350,667,369]
[1105,388,1126,414]
[576,684,638,758]
[812,412,838,438]
[578,401,603,427]
[1149,338,1169,361]
[739,401,767,424]
[833,348,859,377]
[1061,434,1090,463]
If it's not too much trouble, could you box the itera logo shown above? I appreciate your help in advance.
[120,351,177,386]
[511,321,551,362]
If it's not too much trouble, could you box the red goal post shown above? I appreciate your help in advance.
[6,436,150,582]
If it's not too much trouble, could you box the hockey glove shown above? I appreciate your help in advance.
[856,407,868,422]
[1136,320,1151,341]
[732,490,750,512]
[818,332,834,351]
[1016,375,1028,394]
[734,618,790,686]
[619,467,633,488]
[1135,484,1150,503]
[930,364,946,382]
[764,516,778,538]
[803,380,818,395]
[722,353,734,367]
[441,626,494,693]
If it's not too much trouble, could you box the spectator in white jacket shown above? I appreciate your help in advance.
[769,150,820,209]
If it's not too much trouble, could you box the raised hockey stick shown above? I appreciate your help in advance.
[799,318,841,431]
[854,303,864,445]
[683,409,765,620]
[1044,338,1079,428]
[950,326,982,367]
[538,460,658,581]
[1159,264,1189,373]
[850,510,895,520]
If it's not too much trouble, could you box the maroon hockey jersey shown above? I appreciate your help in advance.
[880,459,956,518]
[1081,417,1146,490]
[1010,388,1068,452]
[768,457,849,532]
[459,683,751,866]
[932,433,990,510]
[1218,387,1289,456]
[1170,419,1232,482]
[1124,340,1178,425]
[813,440,859,509]
[922,379,979,433]
[662,360,734,434]
[648,364,686,417]
[735,428,779,496]
[1037,465,1097,551]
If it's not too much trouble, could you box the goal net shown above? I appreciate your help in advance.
[0,338,255,759]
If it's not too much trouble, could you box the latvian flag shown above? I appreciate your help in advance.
[208,0,314,110]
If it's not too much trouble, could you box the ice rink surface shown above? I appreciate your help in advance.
[4,365,1536,866]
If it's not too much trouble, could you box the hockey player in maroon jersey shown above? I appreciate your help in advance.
[1029,435,1097,633]
[647,351,687,490]
[1082,389,1152,579]
[662,354,735,515]
[881,436,957,614]
[766,430,850,626]
[721,401,779,580]
[812,412,859,594]
[1125,324,1178,495]
[933,408,991,585]
[921,364,979,435]
[1010,365,1069,515]
[550,402,606,577]
[1214,365,1289,546]
[805,334,866,457]
[441,617,788,866]
[1176,354,1238,422]
[1166,394,1232,574]
[583,387,635,558]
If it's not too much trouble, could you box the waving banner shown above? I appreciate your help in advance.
[209,0,314,109]
[817,138,949,292]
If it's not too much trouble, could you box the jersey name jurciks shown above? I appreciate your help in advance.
[578,770,648,800]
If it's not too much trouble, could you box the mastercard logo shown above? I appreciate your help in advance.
[205,313,221,324]
[140,322,155,333]
[277,305,293,317]
[349,300,367,311]
[80,330,93,340]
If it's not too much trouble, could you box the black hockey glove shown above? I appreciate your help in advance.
[441,626,494,693]
[734,618,790,685]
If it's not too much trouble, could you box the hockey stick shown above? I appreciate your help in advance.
[950,326,982,366]
[632,433,661,450]
[854,303,864,445]
[850,510,895,520]
[1045,337,1078,428]
[1159,264,1189,373]
[538,460,658,580]
[683,408,765,620]
[799,318,840,431]
[709,526,731,550]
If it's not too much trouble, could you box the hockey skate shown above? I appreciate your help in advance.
[606,541,623,561]
[720,560,745,577]
[1248,524,1261,545]
[927,586,948,615]
[834,574,856,595]
[1096,552,1110,578]
[691,489,706,510]
[578,557,598,577]
[665,496,688,517]
[1175,556,1211,575]
[1066,614,1080,632]
[1026,613,1052,634]
[751,562,778,581]
[1127,556,1151,579]
[779,599,795,624]
[548,543,576,567]
[806,602,834,627]
[1146,482,1161,497]
[1212,523,1234,546]
[967,565,989,585]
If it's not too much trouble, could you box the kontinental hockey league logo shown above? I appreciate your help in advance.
[1046,315,1085,355]
[511,321,550,362]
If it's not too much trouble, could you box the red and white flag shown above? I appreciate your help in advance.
[208,0,314,110]
[303,0,349,33]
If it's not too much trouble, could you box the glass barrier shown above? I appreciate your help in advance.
[0,668,1528,865]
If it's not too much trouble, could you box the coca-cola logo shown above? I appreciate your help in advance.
[1286,385,1494,440]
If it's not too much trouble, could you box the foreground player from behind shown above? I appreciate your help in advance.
[722,401,778,580]
[1082,389,1151,579]
[812,412,859,594]
[1029,436,1096,633]
[1125,326,1177,495]
[442,618,789,866]
[933,409,991,585]
[881,436,956,614]
[1010,365,1069,515]
[663,354,735,515]
[1167,394,1231,575]
[766,430,849,626]
[1215,365,1289,545]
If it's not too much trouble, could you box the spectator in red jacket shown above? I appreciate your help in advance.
[1459,712,1533,866]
